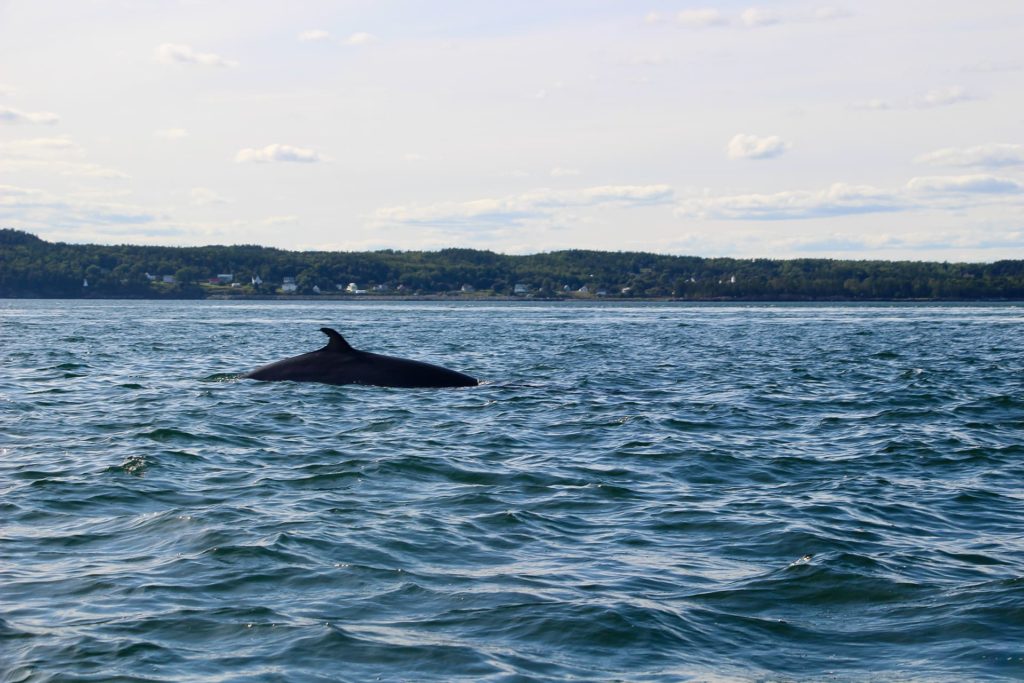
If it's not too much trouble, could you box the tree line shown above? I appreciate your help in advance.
[2,228,1023,300]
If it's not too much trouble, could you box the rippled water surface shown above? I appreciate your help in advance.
[2,300,1023,682]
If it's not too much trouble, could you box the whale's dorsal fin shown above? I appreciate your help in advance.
[320,327,354,353]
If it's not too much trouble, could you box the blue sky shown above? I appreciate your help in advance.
[1,0,1022,259]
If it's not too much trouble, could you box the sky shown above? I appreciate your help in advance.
[1,0,1023,260]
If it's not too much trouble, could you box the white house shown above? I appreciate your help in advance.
[513,284,529,295]
[281,276,297,293]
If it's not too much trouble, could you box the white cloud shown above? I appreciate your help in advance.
[854,87,975,112]
[813,6,852,21]
[677,183,901,220]
[0,158,129,180]
[850,98,892,111]
[740,7,781,27]
[0,135,128,178]
[574,185,673,204]
[916,144,1024,168]
[375,184,674,227]
[155,128,188,140]
[234,144,325,163]
[0,184,44,203]
[403,153,426,162]
[727,134,789,160]
[0,84,15,97]
[622,54,669,67]
[189,187,231,206]
[0,183,155,227]
[906,174,1023,194]
[654,6,848,28]
[259,215,299,227]
[678,173,1024,221]
[299,30,330,42]
[155,44,237,68]
[0,105,59,125]
[963,60,1021,73]
[346,32,378,45]
[64,163,130,180]
[676,9,728,27]
[769,228,1024,254]
[0,136,81,156]
[550,166,581,177]
[920,85,973,107]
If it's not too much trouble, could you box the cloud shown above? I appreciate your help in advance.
[654,6,846,28]
[155,43,237,67]
[0,84,15,97]
[677,183,902,220]
[727,133,789,160]
[675,9,728,27]
[813,6,852,21]
[299,29,330,42]
[622,54,669,67]
[963,60,1021,73]
[259,215,299,227]
[854,86,975,112]
[0,183,155,227]
[678,173,1024,221]
[155,128,188,140]
[346,32,378,45]
[0,136,81,156]
[375,184,674,227]
[850,98,892,111]
[550,167,581,177]
[63,163,130,179]
[0,158,129,179]
[782,229,1024,254]
[533,81,566,99]
[189,187,231,206]
[740,7,781,27]
[906,174,1023,194]
[573,185,674,204]
[234,144,325,163]
[916,144,1024,168]
[0,135,129,178]
[0,105,59,125]
[920,85,973,107]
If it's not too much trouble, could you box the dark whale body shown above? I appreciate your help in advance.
[243,328,478,388]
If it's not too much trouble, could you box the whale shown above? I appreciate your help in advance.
[243,327,478,388]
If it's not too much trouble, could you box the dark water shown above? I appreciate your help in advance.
[2,300,1023,682]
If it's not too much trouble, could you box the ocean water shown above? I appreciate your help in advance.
[1,300,1023,682]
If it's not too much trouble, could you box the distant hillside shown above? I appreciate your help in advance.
[2,228,1023,300]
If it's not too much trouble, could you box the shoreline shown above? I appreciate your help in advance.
[3,294,1022,304]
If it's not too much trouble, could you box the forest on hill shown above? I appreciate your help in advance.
[2,228,1023,300]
